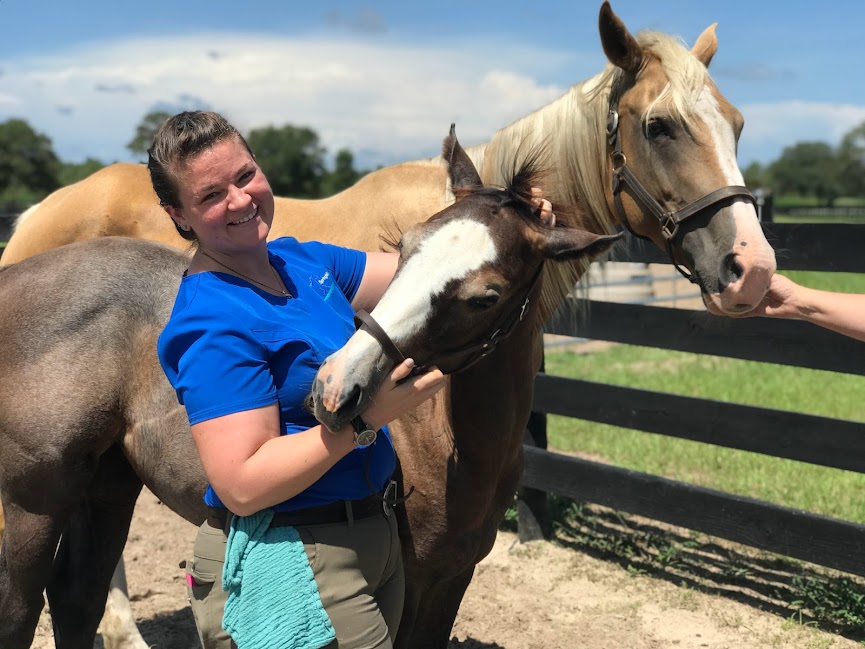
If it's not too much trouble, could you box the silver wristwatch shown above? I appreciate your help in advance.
[351,416,378,448]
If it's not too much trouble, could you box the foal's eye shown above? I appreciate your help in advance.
[645,117,674,141]
[467,290,500,310]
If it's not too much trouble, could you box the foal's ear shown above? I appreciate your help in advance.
[536,229,624,262]
[598,1,642,74]
[443,124,482,191]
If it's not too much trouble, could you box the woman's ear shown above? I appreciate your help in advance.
[164,204,190,231]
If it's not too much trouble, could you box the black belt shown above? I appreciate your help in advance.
[207,493,386,530]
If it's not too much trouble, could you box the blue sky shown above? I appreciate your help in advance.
[1,1,864,170]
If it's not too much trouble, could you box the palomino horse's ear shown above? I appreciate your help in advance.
[536,229,624,262]
[691,23,718,67]
[598,2,642,74]
[443,123,482,191]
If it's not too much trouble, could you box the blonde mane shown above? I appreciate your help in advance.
[453,30,710,319]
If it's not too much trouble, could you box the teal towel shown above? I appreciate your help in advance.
[222,509,335,649]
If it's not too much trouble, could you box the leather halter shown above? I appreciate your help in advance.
[354,262,544,377]
[606,80,756,289]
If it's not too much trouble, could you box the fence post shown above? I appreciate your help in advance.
[517,355,552,542]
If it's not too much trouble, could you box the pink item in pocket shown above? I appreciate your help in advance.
[185,573,198,588]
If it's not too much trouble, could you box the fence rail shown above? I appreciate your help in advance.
[526,221,865,577]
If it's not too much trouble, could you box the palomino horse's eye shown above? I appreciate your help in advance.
[645,117,674,141]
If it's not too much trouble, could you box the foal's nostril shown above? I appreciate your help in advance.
[345,384,364,412]
[719,252,744,290]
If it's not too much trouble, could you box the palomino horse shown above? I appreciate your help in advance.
[0,3,777,647]
[2,3,775,317]
[0,126,617,649]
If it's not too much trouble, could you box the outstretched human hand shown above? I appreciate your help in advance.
[734,274,803,320]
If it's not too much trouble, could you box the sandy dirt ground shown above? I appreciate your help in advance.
[27,488,862,649]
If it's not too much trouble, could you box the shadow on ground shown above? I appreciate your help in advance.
[521,497,865,643]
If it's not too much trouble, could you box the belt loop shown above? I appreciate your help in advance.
[345,500,354,528]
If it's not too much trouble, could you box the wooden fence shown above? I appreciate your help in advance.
[523,222,865,577]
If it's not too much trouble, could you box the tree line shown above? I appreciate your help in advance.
[744,122,865,206]
[4,111,865,210]
[0,110,371,209]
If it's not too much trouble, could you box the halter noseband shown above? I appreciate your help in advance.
[354,262,544,377]
[606,81,756,289]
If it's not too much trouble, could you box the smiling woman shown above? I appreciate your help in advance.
[148,110,451,649]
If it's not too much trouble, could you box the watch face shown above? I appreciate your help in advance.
[355,428,377,447]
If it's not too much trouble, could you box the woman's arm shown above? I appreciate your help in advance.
[351,252,399,313]
[191,358,444,516]
[741,273,865,342]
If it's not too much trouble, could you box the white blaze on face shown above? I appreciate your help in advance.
[373,219,497,340]
[316,218,497,415]
[697,86,776,312]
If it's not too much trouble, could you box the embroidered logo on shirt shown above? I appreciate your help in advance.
[309,272,335,300]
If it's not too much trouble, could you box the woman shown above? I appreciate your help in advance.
[152,111,445,649]
[153,111,553,649]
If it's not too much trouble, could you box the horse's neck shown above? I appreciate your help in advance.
[471,73,617,236]
[269,161,451,251]
[446,316,542,471]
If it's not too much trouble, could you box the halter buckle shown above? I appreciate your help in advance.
[660,215,679,241]
[606,109,619,138]
[518,297,530,322]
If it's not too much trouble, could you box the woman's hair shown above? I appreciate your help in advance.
[147,111,252,241]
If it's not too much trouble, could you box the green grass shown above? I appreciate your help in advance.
[782,270,865,293]
[775,213,865,224]
[544,269,865,524]
[773,195,865,209]
[545,344,865,523]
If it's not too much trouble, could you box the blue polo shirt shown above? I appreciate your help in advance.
[157,237,396,512]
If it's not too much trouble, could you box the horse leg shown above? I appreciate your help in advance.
[0,497,69,649]
[101,556,150,649]
[47,444,144,649]
[395,567,475,649]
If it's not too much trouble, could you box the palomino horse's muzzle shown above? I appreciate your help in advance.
[606,81,756,291]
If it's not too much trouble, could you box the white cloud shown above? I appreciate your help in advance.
[0,33,570,166]
[7,32,856,172]
[740,101,865,165]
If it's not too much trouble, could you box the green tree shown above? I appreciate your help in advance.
[836,121,865,199]
[0,118,60,201]
[127,111,173,157]
[322,149,363,197]
[742,161,768,190]
[768,141,841,206]
[247,125,326,198]
[59,158,105,186]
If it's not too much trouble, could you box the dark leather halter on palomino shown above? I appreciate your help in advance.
[606,80,756,290]
[353,262,545,378]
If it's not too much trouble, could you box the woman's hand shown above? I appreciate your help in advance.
[734,274,803,319]
[361,359,445,430]
[531,187,555,227]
